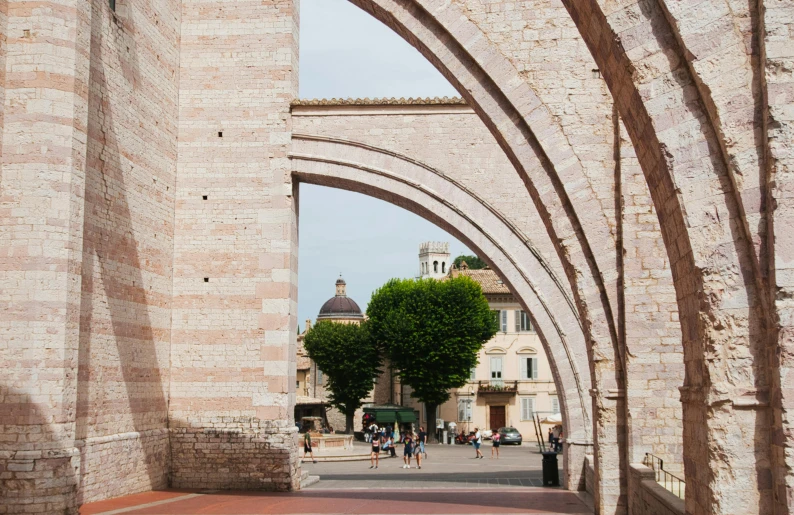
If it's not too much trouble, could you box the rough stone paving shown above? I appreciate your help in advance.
[0,1,791,515]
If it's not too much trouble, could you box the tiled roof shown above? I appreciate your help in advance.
[450,267,512,295]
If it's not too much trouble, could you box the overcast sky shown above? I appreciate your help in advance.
[297,0,471,329]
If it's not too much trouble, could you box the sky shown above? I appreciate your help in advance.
[297,0,471,329]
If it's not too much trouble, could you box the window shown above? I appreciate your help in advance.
[520,397,535,421]
[316,369,323,385]
[551,396,560,414]
[433,261,438,273]
[515,310,533,332]
[442,261,446,273]
[109,0,116,11]
[520,356,538,380]
[458,398,473,422]
[501,310,508,332]
[470,367,476,381]
[490,356,503,386]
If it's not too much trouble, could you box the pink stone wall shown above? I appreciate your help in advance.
[169,0,300,490]
[619,121,684,472]
[75,0,181,503]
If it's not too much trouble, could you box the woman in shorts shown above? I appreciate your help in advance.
[491,429,501,459]
[370,432,381,469]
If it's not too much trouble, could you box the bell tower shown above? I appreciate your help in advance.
[418,241,450,279]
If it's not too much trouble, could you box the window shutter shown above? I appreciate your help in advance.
[552,397,560,414]
[515,310,521,332]
[458,400,465,421]
[532,358,538,380]
[520,357,528,379]
[501,310,507,332]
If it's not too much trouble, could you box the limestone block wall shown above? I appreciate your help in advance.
[170,0,300,491]
[76,0,180,503]
[0,2,92,513]
[619,121,684,472]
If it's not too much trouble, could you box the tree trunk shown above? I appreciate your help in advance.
[426,402,438,443]
[345,411,354,434]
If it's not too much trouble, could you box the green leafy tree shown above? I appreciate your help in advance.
[367,276,497,441]
[303,321,381,433]
[453,254,488,270]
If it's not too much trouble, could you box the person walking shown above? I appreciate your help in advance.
[370,432,381,469]
[303,431,317,464]
[548,427,554,449]
[414,433,423,469]
[491,429,501,459]
[473,427,484,459]
[418,426,428,458]
[402,432,415,469]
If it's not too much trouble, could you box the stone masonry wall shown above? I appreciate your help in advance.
[0,2,92,513]
[170,0,300,491]
[76,0,180,503]
[619,120,684,474]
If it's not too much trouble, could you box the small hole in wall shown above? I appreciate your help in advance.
[218,131,223,138]
[202,195,208,200]
[592,69,601,79]
[23,30,30,38]
[204,278,209,283]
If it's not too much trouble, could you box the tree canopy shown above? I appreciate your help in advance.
[453,254,488,270]
[366,276,497,439]
[302,321,381,433]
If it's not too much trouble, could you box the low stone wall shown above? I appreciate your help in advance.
[629,463,684,515]
[0,447,80,514]
[76,429,170,504]
[170,420,299,491]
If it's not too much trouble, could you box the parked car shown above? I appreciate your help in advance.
[498,427,523,445]
[482,429,493,440]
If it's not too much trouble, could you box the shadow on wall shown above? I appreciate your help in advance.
[0,386,79,514]
[75,1,169,505]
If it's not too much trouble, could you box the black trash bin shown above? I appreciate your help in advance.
[542,451,560,486]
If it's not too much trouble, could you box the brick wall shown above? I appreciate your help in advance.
[169,0,300,490]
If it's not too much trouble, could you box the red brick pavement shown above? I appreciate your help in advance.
[80,488,591,514]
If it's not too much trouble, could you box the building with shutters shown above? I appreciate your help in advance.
[431,261,561,445]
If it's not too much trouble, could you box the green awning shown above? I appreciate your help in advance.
[364,405,415,424]
[397,411,416,423]
[374,411,396,423]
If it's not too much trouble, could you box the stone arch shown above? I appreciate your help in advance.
[290,133,594,488]
[342,2,629,510]
[342,1,777,512]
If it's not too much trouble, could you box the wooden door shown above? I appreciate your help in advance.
[489,405,506,431]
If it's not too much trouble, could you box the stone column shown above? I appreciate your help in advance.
[0,1,92,513]
[169,0,300,490]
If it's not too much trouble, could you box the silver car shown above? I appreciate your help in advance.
[498,427,523,445]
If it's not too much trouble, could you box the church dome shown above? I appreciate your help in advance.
[317,275,364,320]
[317,296,364,319]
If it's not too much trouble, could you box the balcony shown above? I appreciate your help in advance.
[477,380,518,395]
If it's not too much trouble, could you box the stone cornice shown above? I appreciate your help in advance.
[291,96,467,107]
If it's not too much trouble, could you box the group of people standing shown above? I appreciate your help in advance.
[369,424,428,470]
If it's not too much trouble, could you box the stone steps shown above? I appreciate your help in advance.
[300,474,320,489]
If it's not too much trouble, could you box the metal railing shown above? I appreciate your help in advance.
[477,380,518,393]
[644,453,685,500]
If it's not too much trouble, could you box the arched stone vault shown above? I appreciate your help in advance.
[289,131,593,488]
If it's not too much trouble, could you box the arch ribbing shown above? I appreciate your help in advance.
[290,134,594,488]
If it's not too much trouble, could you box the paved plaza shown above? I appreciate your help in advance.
[79,444,591,514]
